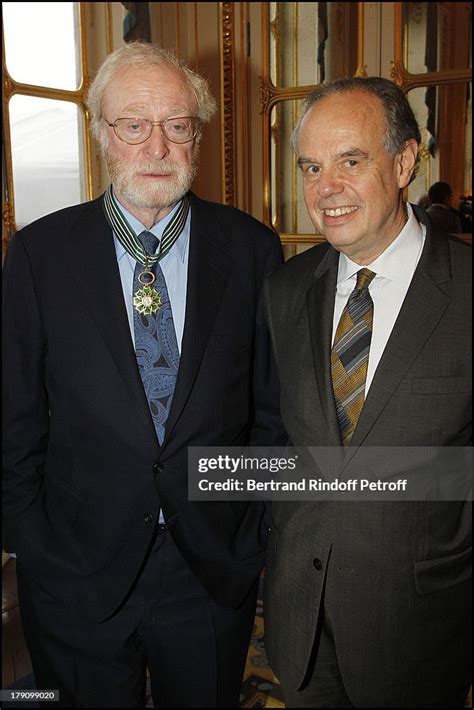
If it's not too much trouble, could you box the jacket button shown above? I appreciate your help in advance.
[153,462,164,474]
[313,558,322,571]
[144,512,154,525]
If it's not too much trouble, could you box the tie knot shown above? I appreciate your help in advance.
[138,230,159,255]
[355,268,376,291]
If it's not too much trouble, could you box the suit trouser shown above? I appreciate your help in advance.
[279,601,353,709]
[16,527,258,708]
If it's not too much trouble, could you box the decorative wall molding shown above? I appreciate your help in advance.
[392,1,471,204]
[2,201,14,228]
[260,2,366,243]
[355,64,368,77]
[392,2,471,92]
[220,2,236,205]
[3,72,13,95]
[258,75,279,115]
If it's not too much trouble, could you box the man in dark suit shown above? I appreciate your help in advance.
[263,78,471,707]
[426,181,462,234]
[2,42,284,708]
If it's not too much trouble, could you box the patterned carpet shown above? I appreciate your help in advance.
[239,597,284,708]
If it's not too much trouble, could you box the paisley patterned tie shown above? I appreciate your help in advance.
[133,231,180,445]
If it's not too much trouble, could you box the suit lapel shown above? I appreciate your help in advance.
[164,194,233,444]
[348,223,453,451]
[63,198,157,439]
[306,247,342,445]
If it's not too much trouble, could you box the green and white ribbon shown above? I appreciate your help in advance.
[102,185,189,265]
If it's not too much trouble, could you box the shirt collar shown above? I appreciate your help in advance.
[337,202,426,286]
[113,196,190,264]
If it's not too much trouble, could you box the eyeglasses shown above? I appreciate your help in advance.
[105,116,201,145]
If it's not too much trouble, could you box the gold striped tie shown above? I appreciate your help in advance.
[331,268,376,446]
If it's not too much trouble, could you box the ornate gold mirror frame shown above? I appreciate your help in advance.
[391,2,471,91]
[259,2,366,246]
[391,1,472,215]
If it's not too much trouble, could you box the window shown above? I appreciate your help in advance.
[2,2,90,237]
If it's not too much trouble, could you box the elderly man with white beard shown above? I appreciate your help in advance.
[2,42,285,708]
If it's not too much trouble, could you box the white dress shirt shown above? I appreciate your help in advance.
[332,203,426,396]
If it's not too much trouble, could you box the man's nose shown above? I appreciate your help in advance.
[317,168,344,197]
[143,124,170,160]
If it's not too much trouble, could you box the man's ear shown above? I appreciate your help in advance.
[397,139,418,189]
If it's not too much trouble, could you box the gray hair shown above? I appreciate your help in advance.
[291,77,421,180]
[87,41,217,149]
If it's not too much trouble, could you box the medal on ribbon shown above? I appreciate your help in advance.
[133,260,162,315]
[102,186,190,317]
[133,286,162,315]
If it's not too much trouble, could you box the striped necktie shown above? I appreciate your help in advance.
[331,268,376,446]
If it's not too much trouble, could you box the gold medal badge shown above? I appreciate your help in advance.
[133,285,162,315]
[133,263,161,315]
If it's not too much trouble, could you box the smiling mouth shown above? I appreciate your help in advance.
[322,206,358,217]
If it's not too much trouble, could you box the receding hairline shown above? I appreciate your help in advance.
[301,88,387,122]
[296,89,388,149]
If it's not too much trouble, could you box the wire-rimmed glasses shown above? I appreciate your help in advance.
[105,116,201,145]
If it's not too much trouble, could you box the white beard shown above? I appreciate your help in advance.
[105,155,197,210]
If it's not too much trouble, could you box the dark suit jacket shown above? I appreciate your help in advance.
[2,192,284,622]
[262,208,472,707]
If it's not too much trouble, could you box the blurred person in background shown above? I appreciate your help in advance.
[416,192,431,210]
[427,181,462,233]
[458,194,472,233]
